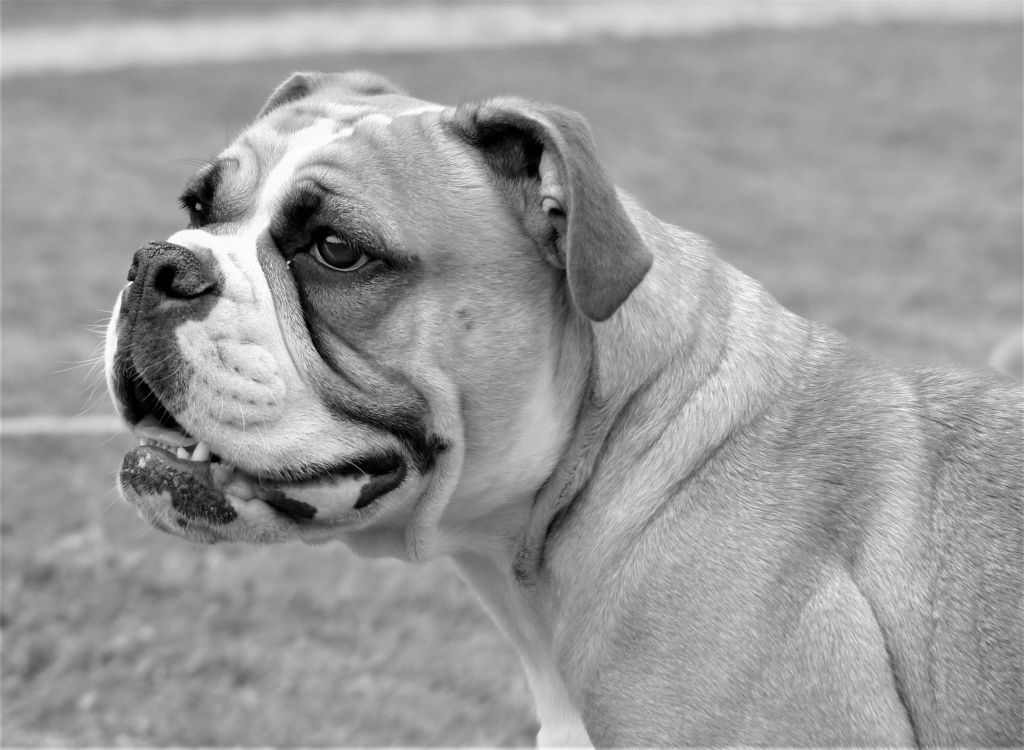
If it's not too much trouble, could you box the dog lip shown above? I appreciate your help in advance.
[133,414,197,447]
[126,404,407,491]
[121,444,320,525]
[120,445,237,525]
[122,436,409,523]
[254,451,406,485]
[116,355,185,433]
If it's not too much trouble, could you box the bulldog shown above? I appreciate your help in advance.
[105,71,1023,747]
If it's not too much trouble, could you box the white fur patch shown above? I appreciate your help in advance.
[530,669,594,749]
[104,286,127,419]
[395,104,444,118]
[257,119,338,220]
[358,112,393,127]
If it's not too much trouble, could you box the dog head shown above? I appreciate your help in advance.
[105,71,651,559]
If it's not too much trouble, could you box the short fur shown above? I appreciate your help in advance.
[106,72,1023,747]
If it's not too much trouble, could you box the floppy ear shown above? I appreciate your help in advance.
[258,70,407,119]
[448,97,652,322]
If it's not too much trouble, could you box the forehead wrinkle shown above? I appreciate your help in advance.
[267,102,371,133]
[298,160,348,186]
[256,119,341,220]
[232,134,267,174]
[200,146,261,221]
[209,156,241,189]
[268,153,353,219]
[236,129,286,174]
[223,173,263,221]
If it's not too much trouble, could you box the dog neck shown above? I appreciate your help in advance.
[518,199,800,573]
[447,201,812,744]
[490,199,811,678]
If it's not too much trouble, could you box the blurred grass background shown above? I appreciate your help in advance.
[1,2,1021,747]
[0,0,384,26]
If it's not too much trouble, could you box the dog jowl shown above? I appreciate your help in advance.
[106,71,1022,747]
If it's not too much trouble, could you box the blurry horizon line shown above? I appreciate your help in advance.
[3,0,1021,79]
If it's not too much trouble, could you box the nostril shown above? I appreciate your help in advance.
[153,265,175,295]
[133,241,218,300]
[153,261,216,299]
[152,264,179,297]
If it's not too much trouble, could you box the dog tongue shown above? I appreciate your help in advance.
[133,414,197,447]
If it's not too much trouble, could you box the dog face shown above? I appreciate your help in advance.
[105,72,650,558]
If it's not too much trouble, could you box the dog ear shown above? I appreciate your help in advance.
[258,71,407,118]
[447,98,652,322]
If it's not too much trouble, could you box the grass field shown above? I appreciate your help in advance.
[2,16,1022,748]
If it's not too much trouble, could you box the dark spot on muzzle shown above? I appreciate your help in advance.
[256,488,318,521]
[120,446,237,525]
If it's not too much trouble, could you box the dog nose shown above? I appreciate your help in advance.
[129,241,217,300]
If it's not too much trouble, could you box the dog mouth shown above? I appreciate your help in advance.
[120,375,406,527]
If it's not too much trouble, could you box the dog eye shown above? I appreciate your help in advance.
[178,193,208,227]
[311,233,371,272]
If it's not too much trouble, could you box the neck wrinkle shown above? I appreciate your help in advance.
[513,368,600,587]
[511,242,733,590]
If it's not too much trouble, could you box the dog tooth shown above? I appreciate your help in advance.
[191,441,211,462]
[176,446,189,460]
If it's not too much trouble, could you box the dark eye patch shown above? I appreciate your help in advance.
[269,185,325,261]
[280,185,323,236]
[178,160,225,227]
